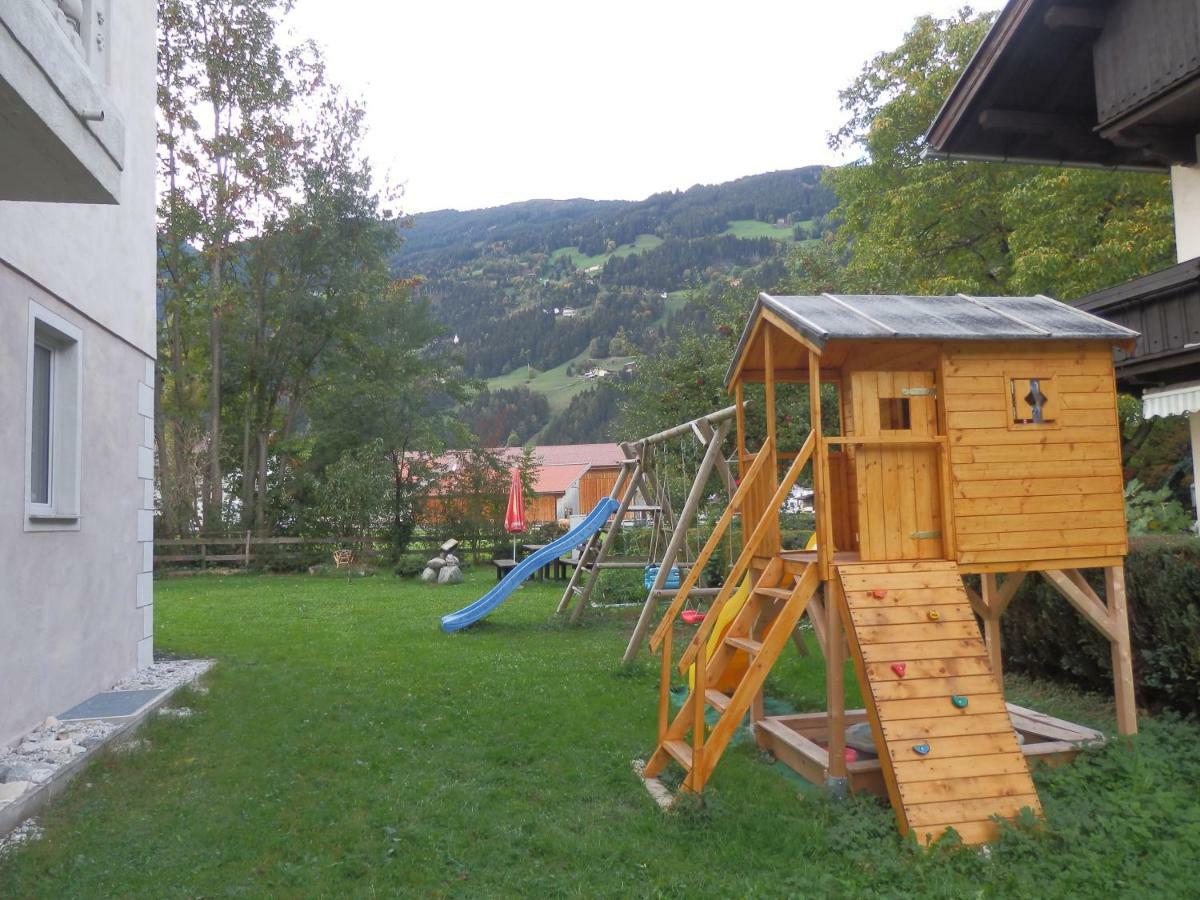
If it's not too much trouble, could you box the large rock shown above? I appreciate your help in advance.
[444,554,459,566]
[437,565,463,585]
[420,567,438,583]
[426,557,446,570]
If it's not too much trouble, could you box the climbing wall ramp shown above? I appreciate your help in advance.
[836,561,1042,846]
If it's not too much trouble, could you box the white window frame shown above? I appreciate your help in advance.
[25,300,83,531]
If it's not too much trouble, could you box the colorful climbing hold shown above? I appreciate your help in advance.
[951,694,969,709]
[870,589,887,599]
[912,743,930,756]
[927,610,941,621]
[890,662,907,678]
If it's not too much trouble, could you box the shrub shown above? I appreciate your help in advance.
[394,555,427,578]
[1124,478,1195,535]
[1000,536,1200,716]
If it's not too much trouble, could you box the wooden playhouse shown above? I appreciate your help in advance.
[643,292,1139,846]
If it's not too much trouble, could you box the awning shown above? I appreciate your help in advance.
[1143,381,1200,418]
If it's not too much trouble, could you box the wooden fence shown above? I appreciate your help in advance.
[154,534,449,570]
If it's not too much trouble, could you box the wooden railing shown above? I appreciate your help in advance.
[677,430,814,673]
[154,534,450,569]
[648,436,778,653]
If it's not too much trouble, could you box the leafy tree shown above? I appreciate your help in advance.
[158,0,322,530]
[825,7,1174,299]
[315,440,392,539]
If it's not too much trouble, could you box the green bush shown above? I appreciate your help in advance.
[1000,536,1200,716]
[393,555,427,578]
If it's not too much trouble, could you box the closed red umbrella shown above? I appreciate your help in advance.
[504,467,526,559]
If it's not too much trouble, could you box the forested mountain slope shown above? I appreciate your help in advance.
[393,167,835,443]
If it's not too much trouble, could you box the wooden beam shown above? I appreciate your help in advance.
[826,579,847,782]
[1106,566,1138,736]
[980,574,1003,679]
[764,325,777,449]
[1042,569,1117,641]
[1043,5,1106,30]
[991,571,1028,615]
[623,420,732,663]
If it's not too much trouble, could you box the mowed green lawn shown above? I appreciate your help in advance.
[3,571,1199,897]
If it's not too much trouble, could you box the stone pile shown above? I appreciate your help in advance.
[421,553,463,585]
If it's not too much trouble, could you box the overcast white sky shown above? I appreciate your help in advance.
[287,1,998,214]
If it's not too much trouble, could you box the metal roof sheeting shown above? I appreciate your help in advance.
[727,292,1139,386]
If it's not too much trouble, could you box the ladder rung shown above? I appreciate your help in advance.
[704,689,731,711]
[662,739,694,769]
[725,635,763,654]
[756,586,792,600]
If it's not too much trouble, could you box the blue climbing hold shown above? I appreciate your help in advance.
[912,743,930,756]
[951,694,969,709]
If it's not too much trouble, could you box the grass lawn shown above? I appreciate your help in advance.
[723,219,800,241]
[3,572,1199,896]
[550,234,663,271]
[486,354,635,416]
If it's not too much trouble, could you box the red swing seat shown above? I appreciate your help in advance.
[679,609,706,624]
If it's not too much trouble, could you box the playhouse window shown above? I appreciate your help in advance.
[878,397,911,430]
[1010,377,1056,426]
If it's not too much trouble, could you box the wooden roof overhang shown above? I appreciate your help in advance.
[925,0,1200,172]
[1075,257,1200,391]
[725,292,1138,389]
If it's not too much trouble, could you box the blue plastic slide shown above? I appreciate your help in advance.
[440,497,621,632]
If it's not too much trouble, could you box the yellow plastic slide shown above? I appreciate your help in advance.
[688,576,752,692]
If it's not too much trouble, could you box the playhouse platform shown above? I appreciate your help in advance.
[755,703,1105,798]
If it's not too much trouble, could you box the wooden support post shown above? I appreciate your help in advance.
[658,625,672,744]
[623,420,732,663]
[569,457,645,623]
[764,328,777,450]
[735,382,747,478]
[826,579,848,785]
[691,632,706,788]
[808,351,830,578]
[1106,566,1138,736]
[981,573,1003,680]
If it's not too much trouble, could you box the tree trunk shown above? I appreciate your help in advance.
[255,427,269,535]
[204,254,223,532]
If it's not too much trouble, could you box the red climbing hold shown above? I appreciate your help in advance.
[891,662,907,678]
[870,589,888,599]
[680,610,705,625]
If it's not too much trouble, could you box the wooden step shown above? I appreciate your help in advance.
[704,689,731,711]
[755,586,793,600]
[724,635,763,654]
[662,739,693,769]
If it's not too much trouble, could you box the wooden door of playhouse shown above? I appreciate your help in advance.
[850,371,943,561]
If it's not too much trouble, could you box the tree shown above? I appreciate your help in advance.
[825,7,1175,300]
[315,440,392,539]
[158,0,322,531]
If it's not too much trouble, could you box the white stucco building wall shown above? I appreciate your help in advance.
[0,1,156,748]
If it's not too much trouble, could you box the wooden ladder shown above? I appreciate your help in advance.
[836,561,1042,846]
[644,559,820,791]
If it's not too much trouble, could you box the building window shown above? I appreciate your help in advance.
[1010,376,1058,426]
[879,397,912,430]
[26,302,82,530]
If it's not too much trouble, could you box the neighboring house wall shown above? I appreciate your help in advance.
[0,2,155,748]
[578,467,620,514]
[1172,152,1200,263]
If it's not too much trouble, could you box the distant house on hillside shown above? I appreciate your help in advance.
[420,443,626,524]
[0,3,156,748]
[582,367,611,380]
[560,307,578,318]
